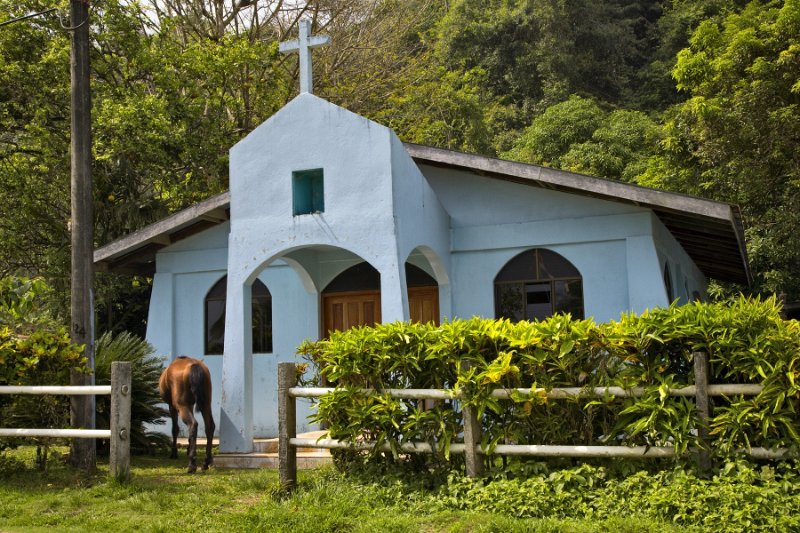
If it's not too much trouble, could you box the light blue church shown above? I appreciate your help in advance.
[94,24,750,453]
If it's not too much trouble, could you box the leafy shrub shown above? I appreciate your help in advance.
[0,277,170,463]
[0,276,88,465]
[299,296,800,472]
[94,331,169,454]
[0,327,88,466]
[432,461,800,531]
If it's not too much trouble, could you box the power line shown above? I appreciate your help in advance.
[0,7,57,28]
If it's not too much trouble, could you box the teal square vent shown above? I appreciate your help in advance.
[292,168,324,216]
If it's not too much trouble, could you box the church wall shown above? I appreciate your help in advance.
[420,165,675,322]
[147,223,230,369]
[250,263,318,436]
[149,230,228,437]
[148,226,318,438]
[419,166,645,228]
[227,93,406,322]
[390,136,452,279]
[625,232,670,312]
[651,215,708,302]
[450,238,631,324]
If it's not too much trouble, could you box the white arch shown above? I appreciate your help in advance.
[407,245,450,286]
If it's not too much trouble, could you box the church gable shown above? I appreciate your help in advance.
[229,93,396,234]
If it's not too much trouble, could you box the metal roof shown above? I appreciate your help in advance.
[95,144,751,285]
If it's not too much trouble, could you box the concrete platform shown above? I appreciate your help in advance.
[178,431,332,469]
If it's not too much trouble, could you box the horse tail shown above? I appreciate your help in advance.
[188,363,208,414]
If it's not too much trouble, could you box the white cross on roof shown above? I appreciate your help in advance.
[279,19,330,94]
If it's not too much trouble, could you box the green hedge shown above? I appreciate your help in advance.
[0,326,88,461]
[299,296,800,467]
[433,461,800,530]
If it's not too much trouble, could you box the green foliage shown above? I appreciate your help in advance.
[2,0,798,328]
[93,331,169,455]
[503,96,660,182]
[640,0,800,299]
[436,0,665,111]
[436,461,800,531]
[0,276,60,334]
[0,275,86,385]
[503,95,605,167]
[0,2,71,302]
[0,446,702,532]
[561,109,662,182]
[2,445,798,531]
[375,64,495,153]
[0,326,87,463]
[0,275,85,463]
[0,1,291,323]
[300,296,800,472]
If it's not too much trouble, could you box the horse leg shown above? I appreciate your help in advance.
[201,408,215,470]
[169,405,179,460]
[179,406,198,474]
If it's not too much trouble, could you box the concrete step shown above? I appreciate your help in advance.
[214,450,332,470]
[177,431,333,469]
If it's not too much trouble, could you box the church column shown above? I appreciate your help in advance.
[219,273,253,453]
[378,256,409,322]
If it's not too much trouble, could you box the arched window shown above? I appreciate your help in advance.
[205,277,272,355]
[494,249,584,322]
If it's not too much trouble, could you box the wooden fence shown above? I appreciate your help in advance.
[0,361,132,480]
[277,355,792,491]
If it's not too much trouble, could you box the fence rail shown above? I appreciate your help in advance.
[290,383,764,400]
[0,385,112,395]
[0,361,132,480]
[277,355,792,492]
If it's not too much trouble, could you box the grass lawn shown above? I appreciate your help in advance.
[0,445,678,532]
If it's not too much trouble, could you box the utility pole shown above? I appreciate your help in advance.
[68,0,95,472]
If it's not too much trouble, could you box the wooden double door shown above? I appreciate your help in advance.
[322,286,439,336]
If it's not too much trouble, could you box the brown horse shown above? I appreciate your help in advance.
[159,356,215,473]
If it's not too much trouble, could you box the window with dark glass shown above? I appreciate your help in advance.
[292,168,324,215]
[494,249,584,321]
[205,277,273,354]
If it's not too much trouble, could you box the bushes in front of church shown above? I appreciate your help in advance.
[0,328,88,468]
[0,276,168,461]
[299,295,800,470]
[0,277,89,467]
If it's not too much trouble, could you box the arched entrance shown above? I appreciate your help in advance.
[321,262,439,335]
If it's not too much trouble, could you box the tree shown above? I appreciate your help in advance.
[502,95,659,182]
[502,95,605,167]
[434,0,666,145]
[0,1,73,310]
[561,109,661,182]
[639,0,800,299]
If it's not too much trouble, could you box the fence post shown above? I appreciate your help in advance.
[463,403,484,477]
[693,351,712,474]
[460,362,484,477]
[110,361,132,481]
[278,362,297,492]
